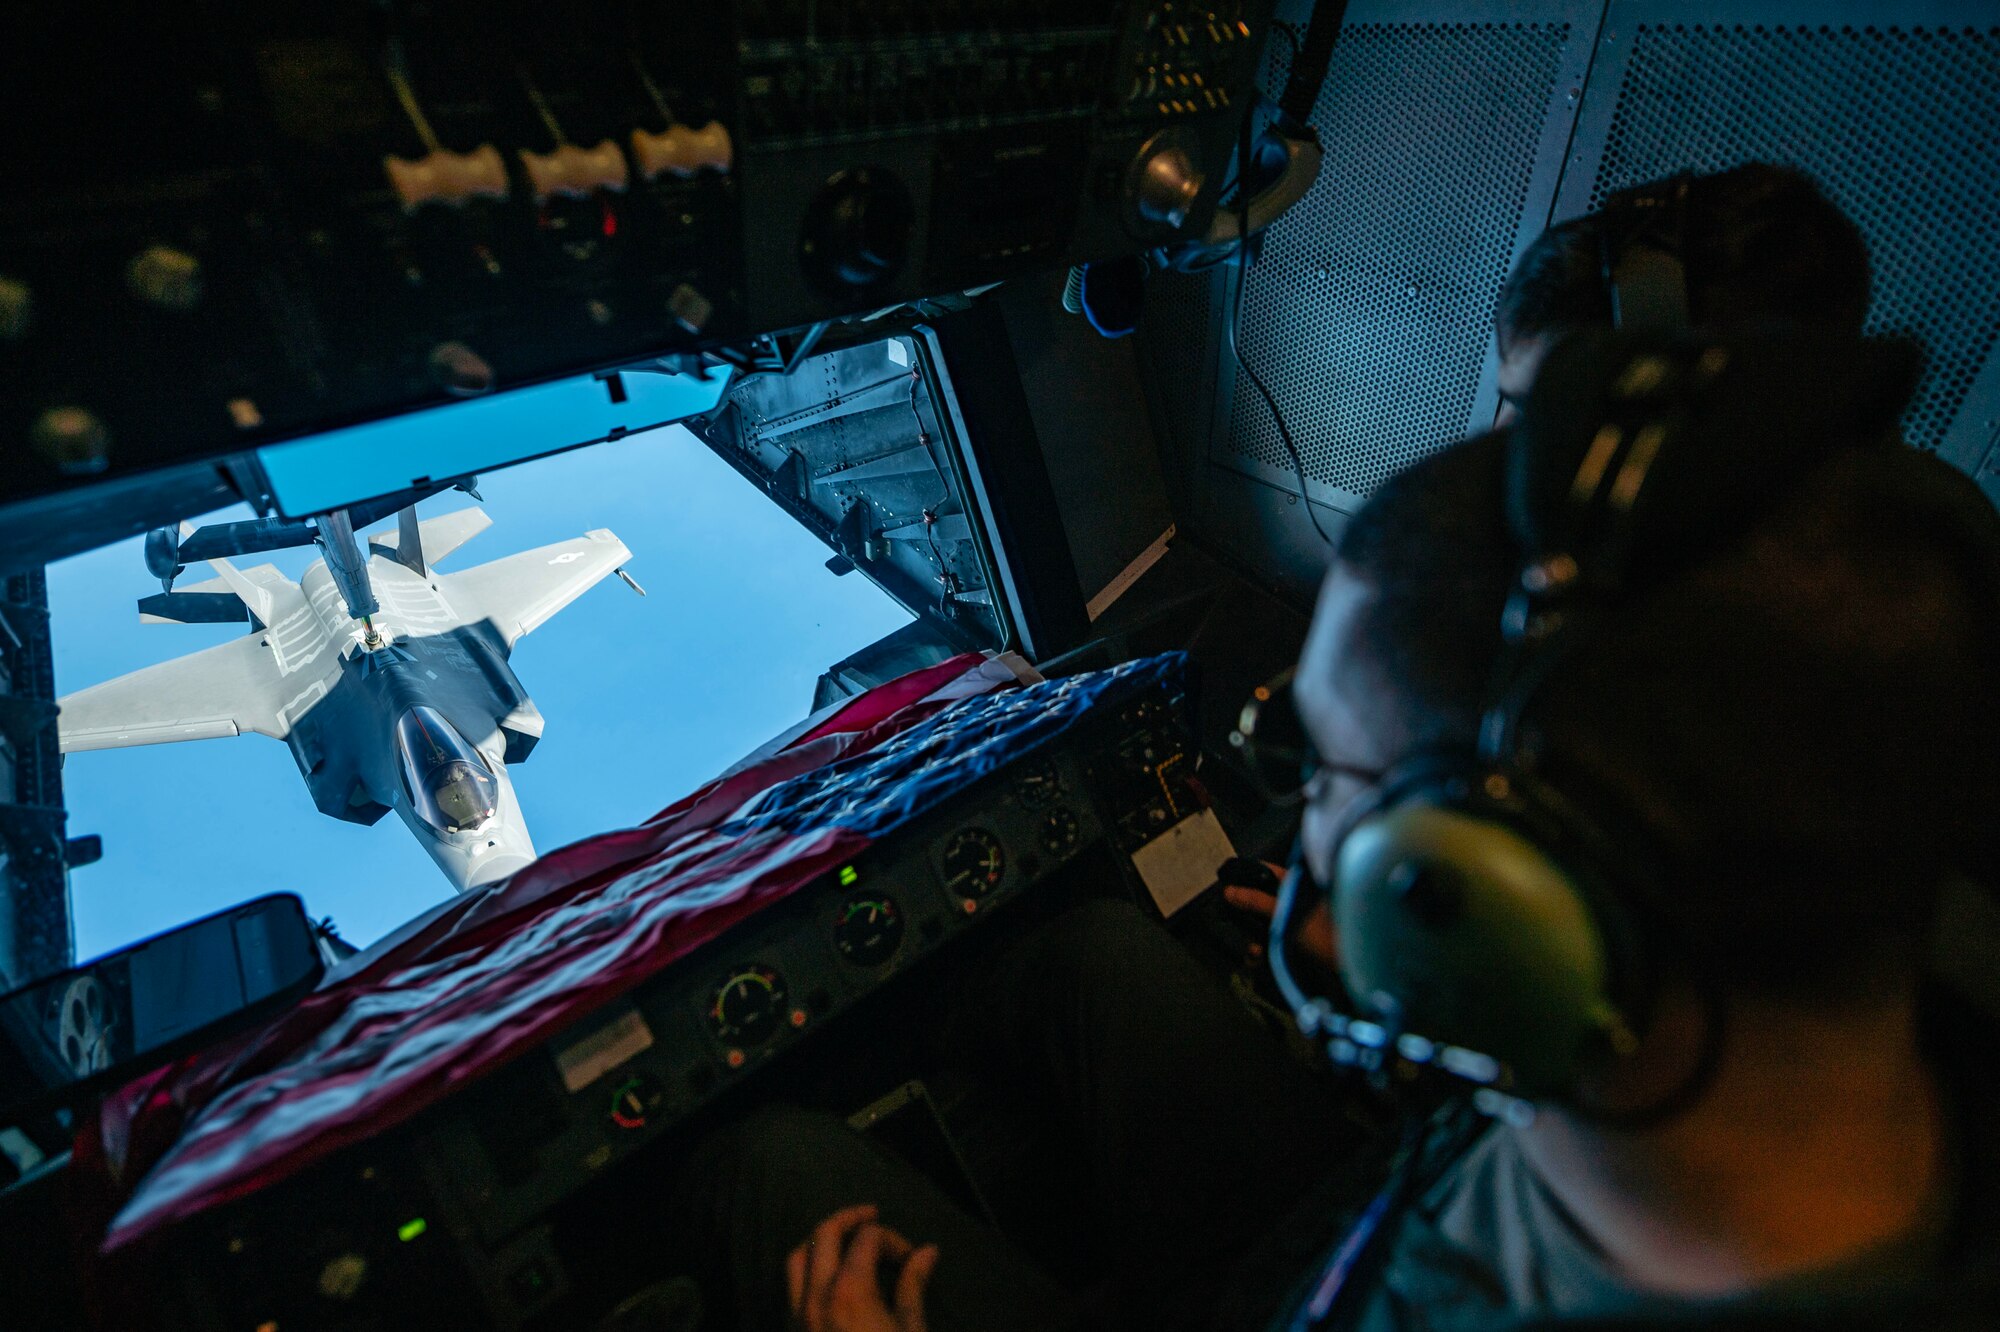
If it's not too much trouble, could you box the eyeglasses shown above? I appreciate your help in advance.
[1230,667,1386,807]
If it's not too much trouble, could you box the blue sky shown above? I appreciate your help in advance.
[48,420,914,961]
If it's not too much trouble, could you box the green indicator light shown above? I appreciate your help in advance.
[839,865,859,886]
[398,1218,428,1243]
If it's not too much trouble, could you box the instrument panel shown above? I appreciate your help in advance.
[162,675,1199,1329]
[422,750,1107,1252]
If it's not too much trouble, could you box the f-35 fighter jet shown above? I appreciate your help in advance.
[58,500,639,891]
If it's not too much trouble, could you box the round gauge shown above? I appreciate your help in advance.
[1015,760,1065,810]
[709,965,789,1047]
[834,894,905,967]
[1041,807,1081,857]
[607,1073,666,1131]
[941,827,1006,898]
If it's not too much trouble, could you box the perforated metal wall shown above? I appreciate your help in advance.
[1228,20,1575,501]
[1575,15,2000,455]
[1131,3,2000,599]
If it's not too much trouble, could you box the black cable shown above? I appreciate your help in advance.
[1229,290,1331,546]
[906,370,958,615]
[1267,837,1321,1024]
[906,367,927,441]
[922,508,953,615]
[1213,25,1303,207]
[908,370,952,507]
[1280,0,1351,126]
[1272,19,1304,63]
[1230,100,1333,546]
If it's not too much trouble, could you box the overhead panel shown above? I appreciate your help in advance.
[1558,3,2000,476]
[1,0,1282,521]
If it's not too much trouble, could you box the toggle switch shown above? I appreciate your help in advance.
[519,141,629,202]
[383,145,510,209]
[629,121,733,180]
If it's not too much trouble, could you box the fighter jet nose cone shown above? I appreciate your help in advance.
[462,851,537,891]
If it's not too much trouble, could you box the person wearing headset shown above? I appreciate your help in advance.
[1253,333,2000,1329]
[664,169,1992,1328]
[1227,159,1873,975]
[1490,162,1870,428]
[740,336,2000,1332]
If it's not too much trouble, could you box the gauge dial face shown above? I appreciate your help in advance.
[710,965,789,1047]
[835,894,904,967]
[1041,806,1081,857]
[941,827,1006,898]
[608,1073,666,1131]
[1015,760,1065,810]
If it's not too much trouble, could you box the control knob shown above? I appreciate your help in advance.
[1125,131,1205,233]
[126,246,203,311]
[32,406,110,475]
[799,167,915,295]
[0,275,30,340]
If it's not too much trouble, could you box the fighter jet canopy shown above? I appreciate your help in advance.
[393,707,499,838]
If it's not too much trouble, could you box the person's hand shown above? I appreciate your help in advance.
[1225,861,1339,972]
[787,1204,940,1332]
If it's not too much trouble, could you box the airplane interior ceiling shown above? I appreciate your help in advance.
[1132,0,2000,606]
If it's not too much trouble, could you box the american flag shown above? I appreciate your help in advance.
[82,651,1184,1253]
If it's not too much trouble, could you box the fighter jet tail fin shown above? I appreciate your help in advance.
[138,591,251,626]
[370,506,492,575]
[196,556,285,631]
[192,556,278,628]
[138,564,293,628]
[395,506,426,577]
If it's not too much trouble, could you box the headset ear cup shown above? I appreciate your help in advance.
[1504,331,1922,589]
[1330,772,1640,1098]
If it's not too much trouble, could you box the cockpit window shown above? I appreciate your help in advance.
[393,707,499,836]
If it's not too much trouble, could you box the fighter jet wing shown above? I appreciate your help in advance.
[58,634,298,752]
[442,529,633,650]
